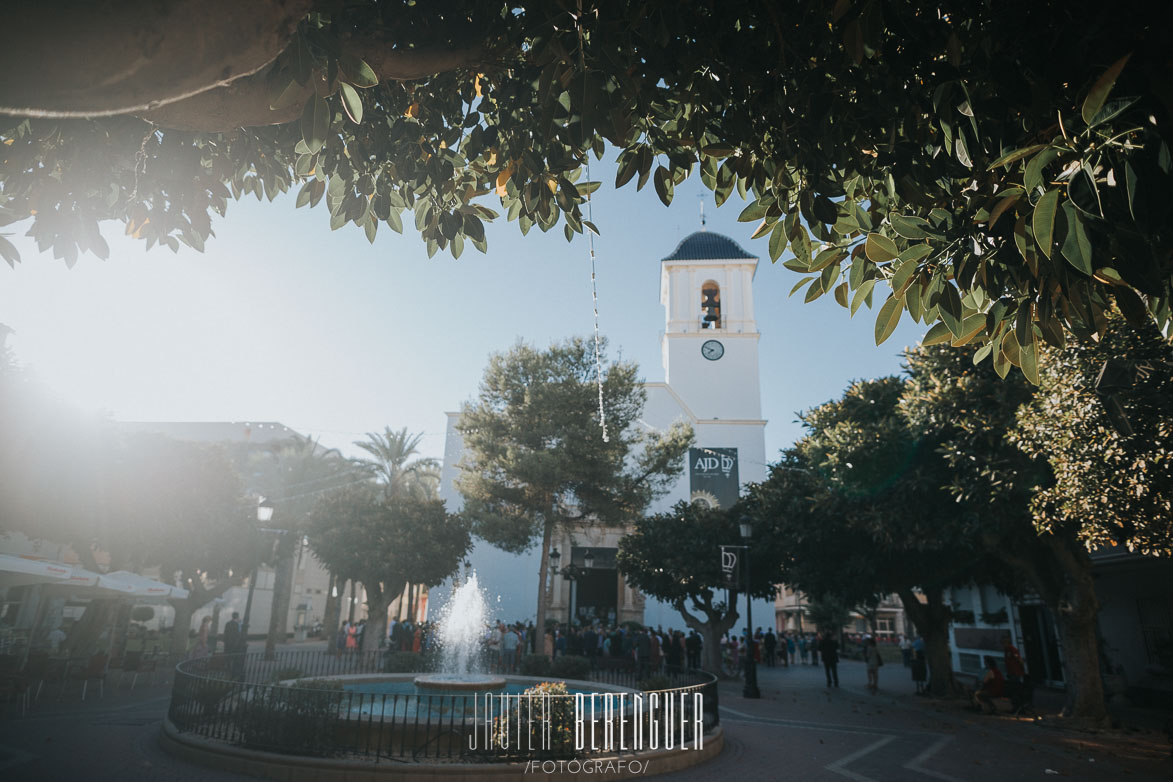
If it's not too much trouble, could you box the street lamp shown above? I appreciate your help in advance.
[740,516,761,698]
[242,497,275,640]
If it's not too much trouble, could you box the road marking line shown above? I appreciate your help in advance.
[904,735,966,782]
[825,734,899,782]
[719,706,915,736]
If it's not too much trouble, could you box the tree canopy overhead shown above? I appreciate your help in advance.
[1,1,1169,372]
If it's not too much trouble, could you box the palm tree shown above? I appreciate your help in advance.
[353,427,440,624]
[354,427,440,502]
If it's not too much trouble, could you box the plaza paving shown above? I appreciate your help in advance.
[1,649,1169,782]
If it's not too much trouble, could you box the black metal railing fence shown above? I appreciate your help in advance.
[168,649,719,763]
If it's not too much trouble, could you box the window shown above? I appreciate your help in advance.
[701,282,721,329]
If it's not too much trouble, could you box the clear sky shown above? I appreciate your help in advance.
[0,154,926,466]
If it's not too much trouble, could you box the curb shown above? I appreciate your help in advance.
[158,718,723,781]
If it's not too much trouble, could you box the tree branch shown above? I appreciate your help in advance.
[0,0,311,119]
[137,38,487,132]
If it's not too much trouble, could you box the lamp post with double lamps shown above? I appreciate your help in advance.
[739,515,761,699]
[549,548,595,623]
[241,497,275,640]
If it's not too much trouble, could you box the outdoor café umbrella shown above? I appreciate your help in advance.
[103,571,189,601]
[0,554,73,589]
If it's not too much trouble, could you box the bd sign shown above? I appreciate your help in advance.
[689,447,740,510]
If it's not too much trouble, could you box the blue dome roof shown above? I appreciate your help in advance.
[662,231,755,261]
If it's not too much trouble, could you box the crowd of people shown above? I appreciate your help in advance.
[322,616,1032,715]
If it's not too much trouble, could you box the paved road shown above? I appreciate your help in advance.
[1,656,1169,781]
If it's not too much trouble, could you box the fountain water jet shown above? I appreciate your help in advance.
[414,571,506,691]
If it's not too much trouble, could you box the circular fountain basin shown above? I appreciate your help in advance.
[413,673,507,691]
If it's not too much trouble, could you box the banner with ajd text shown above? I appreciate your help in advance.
[689,447,739,510]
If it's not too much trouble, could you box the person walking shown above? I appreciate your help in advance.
[763,630,776,668]
[864,636,883,693]
[911,647,928,694]
[818,632,839,688]
[189,616,212,659]
[809,633,819,666]
[345,621,358,653]
[222,612,245,677]
[900,634,913,668]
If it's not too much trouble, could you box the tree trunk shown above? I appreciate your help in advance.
[672,595,738,675]
[898,587,955,697]
[363,586,388,653]
[265,536,297,660]
[1045,536,1109,725]
[535,519,554,636]
[170,598,194,659]
[322,572,341,654]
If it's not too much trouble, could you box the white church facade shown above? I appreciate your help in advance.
[437,231,768,628]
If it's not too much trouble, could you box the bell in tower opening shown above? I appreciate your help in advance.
[701,281,721,329]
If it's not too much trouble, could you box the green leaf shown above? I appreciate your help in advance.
[864,233,899,263]
[988,194,1020,228]
[1114,286,1149,327]
[269,76,304,112]
[1032,189,1059,259]
[0,235,20,267]
[987,144,1048,170]
[340,54,379,88]
[938,283,963,337]
[301,94,330,154]
[768,222,787,262]
[295,181,315,208]
[385,209,403,234]
[992,332,1011,378]
[738,199,769,222]
[874,295,903,345]
[1015,304,1034,349]
[851,278,877,315]
[340,82,363,124]
[1123,160,1137,221]
[833,282,849,308]
[1024,148,1059,193]
[653,166,673,206]
[922,321,952,346]
[891,257,918,297]
[750,218,773,240]
[1059,201,1093,275]
[955,133,972,168]
[951,314,986,346]
[789,276,815,296]
[973,341,994,365]
[890,214,930,239]
[364,216,377,244]
[1019,342,1039,385]
[1081,53,1131,125]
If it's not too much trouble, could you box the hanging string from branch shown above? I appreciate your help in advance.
[577,2,608,443]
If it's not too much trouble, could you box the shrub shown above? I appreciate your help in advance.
[236,679,345,756]
[519,654,552,676]
[490,681,576,759]
[550,655,590,680]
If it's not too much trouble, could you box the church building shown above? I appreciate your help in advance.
[437,231,767,627]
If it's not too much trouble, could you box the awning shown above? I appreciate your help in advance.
[105,570,189,601]
[0,554,73,589]
[55,567,139,596]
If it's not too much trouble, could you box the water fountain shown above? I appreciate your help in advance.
[414,571,506,691]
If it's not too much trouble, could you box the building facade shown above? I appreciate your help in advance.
[437,231,771,628]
